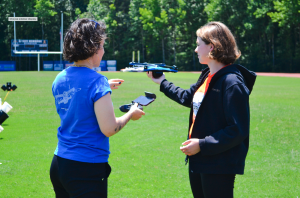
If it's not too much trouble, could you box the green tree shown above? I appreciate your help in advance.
[163,0,186,65]
[0,0,38,70]
[128,0,146,62]
[179,0,207,70]
[0,0,299,72]
[34,0,57,23]
[252,0,277,71]
[34,0,57,41]
[0,0,89,70]
[139,0,170,63]
[267,0,300,62]
[86,0,133,67]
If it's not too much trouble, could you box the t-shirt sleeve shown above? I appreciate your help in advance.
[91,76,112,102]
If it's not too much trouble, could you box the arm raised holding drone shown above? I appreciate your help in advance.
[147,71,166,84]
[147,71,196,108]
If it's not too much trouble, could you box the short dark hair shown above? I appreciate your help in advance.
[196,22,241,65]
[63,18,107,62]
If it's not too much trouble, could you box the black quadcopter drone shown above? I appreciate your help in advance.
[1,82,17,91]
[123,62,178,78]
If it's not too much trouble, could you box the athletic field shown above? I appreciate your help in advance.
[0,71,299,197]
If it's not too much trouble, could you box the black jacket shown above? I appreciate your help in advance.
[160,64,256,174]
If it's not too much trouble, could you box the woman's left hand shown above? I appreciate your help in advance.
[108,79,124,90]
[180,138,201,156]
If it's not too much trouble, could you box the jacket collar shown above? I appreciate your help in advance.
[197,64,256,93]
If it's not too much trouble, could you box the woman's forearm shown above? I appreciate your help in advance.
[95,93,131,137]
[95,93,144,137]
[160,79,196,107]
[110,112,132,136]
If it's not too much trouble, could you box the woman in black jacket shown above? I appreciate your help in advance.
[147,22,256,198]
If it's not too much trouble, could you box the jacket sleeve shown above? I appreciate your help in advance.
[160,79,196,108]
[199,83,250,156]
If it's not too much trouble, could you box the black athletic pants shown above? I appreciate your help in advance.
[50,155,111,198]
[189,169,236,198]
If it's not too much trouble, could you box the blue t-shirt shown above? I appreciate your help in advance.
[52,67,112,163]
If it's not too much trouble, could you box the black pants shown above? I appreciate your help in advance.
[50,155,111,198]
[189,169,236,198]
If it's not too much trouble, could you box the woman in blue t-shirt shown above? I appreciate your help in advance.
[50,18,145,197]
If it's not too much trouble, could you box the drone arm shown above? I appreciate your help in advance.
[160,79,196,108]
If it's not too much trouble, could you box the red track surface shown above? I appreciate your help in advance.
[190,72,300,78]
[255,72,300,78]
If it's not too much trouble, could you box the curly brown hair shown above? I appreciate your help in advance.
[63,18,107,63]
[196,22,241,65]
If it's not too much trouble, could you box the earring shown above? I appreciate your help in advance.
[88,59,93,67]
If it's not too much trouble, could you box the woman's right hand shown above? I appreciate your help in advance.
[147,71,165,85]
[129,103,145,121]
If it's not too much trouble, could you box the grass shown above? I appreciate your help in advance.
[0,71,299,197]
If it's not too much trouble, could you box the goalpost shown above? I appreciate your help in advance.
[14,51,62,72]
[10,12,63,72]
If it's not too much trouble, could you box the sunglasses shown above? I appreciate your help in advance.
[90,20,99,29]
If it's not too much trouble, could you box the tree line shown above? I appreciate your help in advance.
[0,0,299,72]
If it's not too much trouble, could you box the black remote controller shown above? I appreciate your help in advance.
[119,92,156,113]
[119,102,143,113]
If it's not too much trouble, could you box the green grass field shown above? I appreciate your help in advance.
[0,71,299,197]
